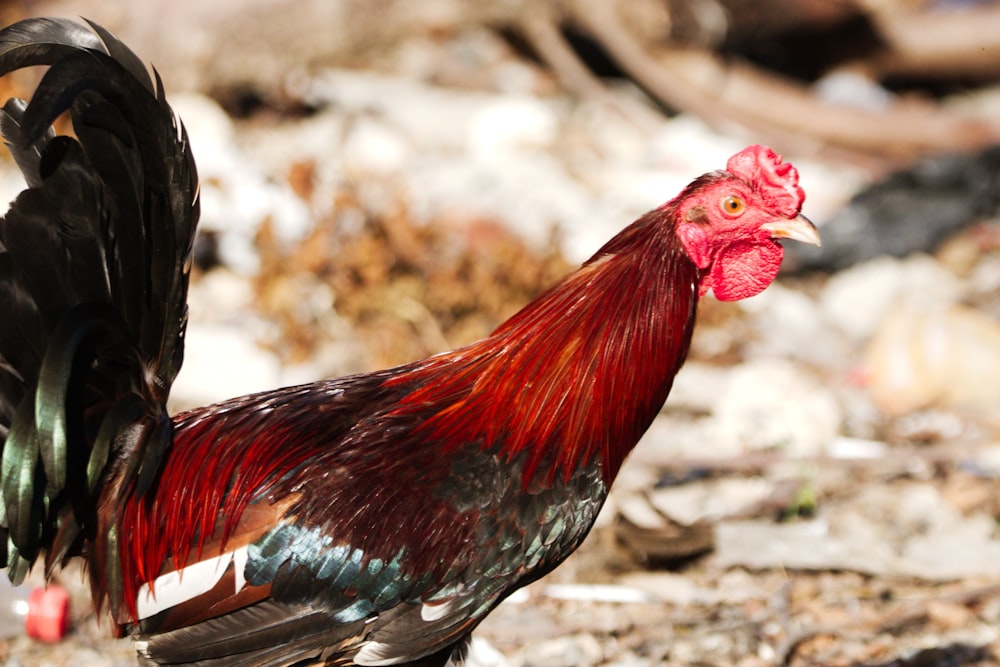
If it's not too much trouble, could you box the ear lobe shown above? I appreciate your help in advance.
[677,222,711,269]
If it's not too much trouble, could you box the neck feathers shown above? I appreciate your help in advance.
[387,206,700,485]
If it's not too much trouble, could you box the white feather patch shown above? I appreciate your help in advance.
[354,640,405,666]
[420,597,455,622]
[353,598,461,666]
[136,545,249,619]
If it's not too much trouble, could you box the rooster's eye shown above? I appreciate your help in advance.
[721,195,745,216]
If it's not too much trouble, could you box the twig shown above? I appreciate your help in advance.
[564,0,1000,161]
[516,10,661,133]
[874,582,1000,634]
[862,3,1000,80]
[646,439,1000,482]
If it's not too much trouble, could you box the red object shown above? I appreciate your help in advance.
[24,586,69,642]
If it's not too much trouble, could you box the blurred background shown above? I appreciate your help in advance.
[5,0,1000,665]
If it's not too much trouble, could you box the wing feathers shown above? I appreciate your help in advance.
[138,599,364,667]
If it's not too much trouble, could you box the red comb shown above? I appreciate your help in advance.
[726,145,804,218]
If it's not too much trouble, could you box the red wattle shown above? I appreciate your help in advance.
[708,241,783,301]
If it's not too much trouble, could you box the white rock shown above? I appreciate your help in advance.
[170,322,282,410]
[719,481,1000,581]
[713,358,842,456]
[172,270,283,409]
[170,93,237,174]
[826,436,888,459]
[634,413,739,461]
[467,97,557,159]
[814,69,892,111]
[615,493,671,530]
[662,361,732,413]
[304,69,524,152]
[819,254,961,342]
[884,483,962,534]
[342,116,413,175]
[970,444,1000,476]
[185,268,257,323]
[903,513,1000,580]
[523,634,604,667]
[865,301,1000,415]
[740,283,850,369]
[171,92,312,274]
[648,477,775,525]
[716,516,900,576]
[541,583,656,604]
[646,114,747,178]
[618,572,717,605]
[564,95,651,169]
[714,568,774,603]
[407,153,605,256]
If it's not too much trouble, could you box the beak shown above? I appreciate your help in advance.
[762,214,821,247]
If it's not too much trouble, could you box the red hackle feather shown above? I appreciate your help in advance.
[386,203,701,486]
[118,404,313,620]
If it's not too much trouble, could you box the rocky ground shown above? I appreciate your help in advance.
[5,5,1000,666]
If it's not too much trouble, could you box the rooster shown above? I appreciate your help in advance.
[0,17,819,667]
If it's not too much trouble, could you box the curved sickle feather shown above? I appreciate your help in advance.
[35,302,138,493]
[1,396,40,554]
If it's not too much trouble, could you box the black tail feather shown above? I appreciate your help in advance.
[0,17,198,600]
[0,97,56,189]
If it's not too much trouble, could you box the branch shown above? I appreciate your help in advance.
[865,4,1000,80]
[517,10,661,132]
[564,0,1000,161]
